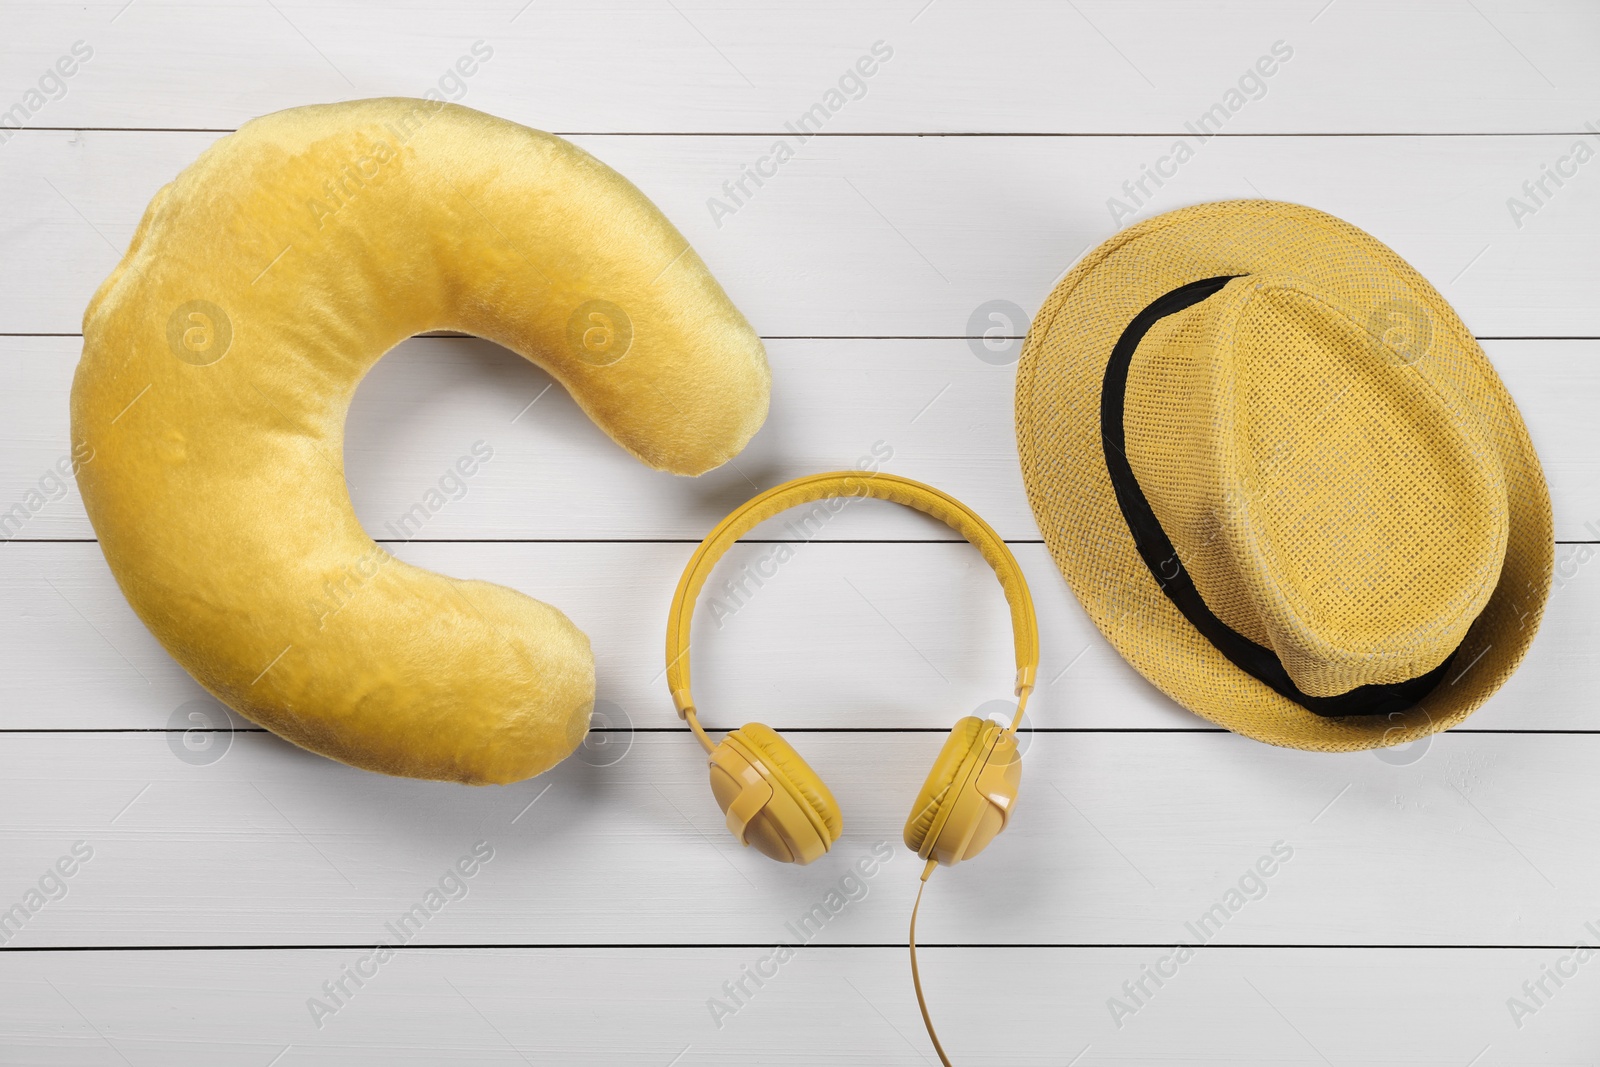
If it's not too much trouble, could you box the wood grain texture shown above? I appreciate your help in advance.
[3,539,1595,731]
[4,1,1598,1063]
[4,131,1600,337]
[3,0,1597,134]
[4,947,1595,1065]
[0,730,1595,948]
[3,336,1595,540]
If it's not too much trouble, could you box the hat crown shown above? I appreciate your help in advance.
[1123,275,1509,698]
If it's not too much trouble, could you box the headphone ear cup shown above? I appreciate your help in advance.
[904,717,989,855]
[708,723,842,865]
[733,724,843,841]
[904,716,1021,866]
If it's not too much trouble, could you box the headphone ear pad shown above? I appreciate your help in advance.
[904,716,990,855]
[732,723,843,841]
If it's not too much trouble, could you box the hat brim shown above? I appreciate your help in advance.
[1015,200,1553,751]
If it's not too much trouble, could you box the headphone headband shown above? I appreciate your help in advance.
[666,471,1039,722]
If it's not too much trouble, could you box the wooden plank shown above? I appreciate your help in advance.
[1,539,1593,731]
[4,336,1595,541]
[3,945,1593,1065]
[5,131,1600,337]
[4,0,1597,134]
[0,730,1596,947]
[6,5,1596,1064]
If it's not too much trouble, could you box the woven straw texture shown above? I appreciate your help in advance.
[1015,201,1553,751]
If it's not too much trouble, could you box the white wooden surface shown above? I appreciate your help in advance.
[3,2,1599,1064]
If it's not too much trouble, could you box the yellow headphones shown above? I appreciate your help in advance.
[666,470,1040,1065]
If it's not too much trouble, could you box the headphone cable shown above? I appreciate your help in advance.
[909,858,954,1066]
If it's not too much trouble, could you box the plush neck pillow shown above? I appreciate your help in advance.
[71,98,769,785]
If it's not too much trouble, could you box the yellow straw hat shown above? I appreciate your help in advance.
[1016,200,1553,751]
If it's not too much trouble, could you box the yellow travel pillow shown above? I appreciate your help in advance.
[70,98,770,785]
